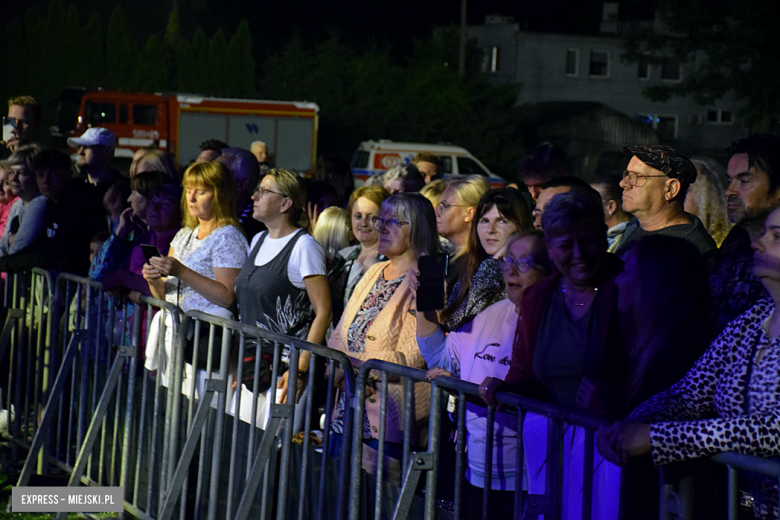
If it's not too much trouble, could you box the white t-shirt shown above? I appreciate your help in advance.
[248,230,326,289]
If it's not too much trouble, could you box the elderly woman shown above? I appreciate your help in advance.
[435,175,491,294]
[383,164,425,194]
[598,206,780,519]
[143,161,247,391]
[328,192,439,459]
[441,188,532,331]
[232,168,331,423]
[415,230,551,517]
[489,188,626,414]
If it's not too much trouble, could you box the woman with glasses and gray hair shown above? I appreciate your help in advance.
[412,229,551,516]
[327,192,438,462]
[231,168,331,427]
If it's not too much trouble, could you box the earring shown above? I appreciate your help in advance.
[665,194,670,201]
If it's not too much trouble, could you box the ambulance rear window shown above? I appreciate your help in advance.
[441,156,452,174]
[352,151,369,169]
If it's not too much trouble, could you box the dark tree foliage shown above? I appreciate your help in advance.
[622,0,780,132]
[261,28,525,178]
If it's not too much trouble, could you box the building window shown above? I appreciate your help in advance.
[707,109,733,125]
[589,51,610,77]
[661,57,681,81]
[638,56,650,80]
[482,46,499,73]
[566,49,579,76]
[657,115,678,141]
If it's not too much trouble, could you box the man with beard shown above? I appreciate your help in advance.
[710,134,780,331]
[67,127,122,199]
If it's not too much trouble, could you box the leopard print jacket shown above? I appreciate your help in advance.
[628,298,780,518]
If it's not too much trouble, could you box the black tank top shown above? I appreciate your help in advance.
[235,229,313,385]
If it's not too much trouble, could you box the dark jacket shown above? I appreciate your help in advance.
[504,253,627,416]
[614,213,717,260]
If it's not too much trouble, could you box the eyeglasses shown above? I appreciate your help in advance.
[498,256,534,274]
[622,170,667,187]
[254,186,285,198]
[371,216,409,230]
[436,201,466,213]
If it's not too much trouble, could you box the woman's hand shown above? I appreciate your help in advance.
[478,376,504,408]
[142,262,162,281]
[149,256,185,278]
[575,377,607,417]
[114,207,136,238]
[596,421,652,466]
[425,367,452,380]
[278,370,305,404]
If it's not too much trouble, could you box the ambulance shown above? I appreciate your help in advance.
[51,88,319,171]
[350,140,504,187]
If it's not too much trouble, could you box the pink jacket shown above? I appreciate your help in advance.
[328,261,430,444]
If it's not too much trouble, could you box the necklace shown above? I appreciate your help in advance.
[561,282,598,306]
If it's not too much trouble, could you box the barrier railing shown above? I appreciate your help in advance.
[155,309,356,520]
[4,269,780,520]
[347,358,614,520]
[710,452,780,520]
[0,268,55,474]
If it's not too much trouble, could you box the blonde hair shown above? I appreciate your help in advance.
[135,149,180,183]
[447,175,491,209]
[265,169,310,231]
[420,179,447,208]
[347,185,390,227]
[689,158,733,247]
[181,161,239,229]
[313,207,350,260]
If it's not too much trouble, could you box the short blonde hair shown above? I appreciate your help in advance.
[347,185,390,226]
[313,207,350,260]
[181,161,239,229]
[134,149,180,183]
[447,175,490,209]
[420,179,447,208]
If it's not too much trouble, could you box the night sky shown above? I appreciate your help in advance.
[6,0,657,61]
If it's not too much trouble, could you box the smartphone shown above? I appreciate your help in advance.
[416,253,448,312]
[141,244,162,263]
[2,117,15,143]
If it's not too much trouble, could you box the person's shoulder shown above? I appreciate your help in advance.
[337,244,359,258]
[295,231,323,250]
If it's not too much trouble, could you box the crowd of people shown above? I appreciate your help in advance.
[2,94,780,519]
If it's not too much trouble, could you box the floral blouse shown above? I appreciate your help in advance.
[346,271,404,353]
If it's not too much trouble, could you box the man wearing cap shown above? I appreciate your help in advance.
[710,134,780,331]
[68,127,123,198]
[613,145,716,258]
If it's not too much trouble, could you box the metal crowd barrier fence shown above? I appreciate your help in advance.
[346,358,613,520]
[152,309,357,520]
[710,452,780,520]
[1,268,55,474]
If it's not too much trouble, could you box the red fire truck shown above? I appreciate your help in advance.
[51,88,319,171]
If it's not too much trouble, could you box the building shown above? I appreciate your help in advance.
[466,10,743,167]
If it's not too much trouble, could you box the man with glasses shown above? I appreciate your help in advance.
[710,134,780,331]
[613,145,716,258]
[1,96,42,159]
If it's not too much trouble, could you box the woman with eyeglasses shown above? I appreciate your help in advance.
[327,192,438,460]
[231,169,331,427]
[439,188,532,332]
[435,175,490,297]
[413,230,551,516]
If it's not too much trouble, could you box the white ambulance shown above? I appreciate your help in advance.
[350,140,505,187]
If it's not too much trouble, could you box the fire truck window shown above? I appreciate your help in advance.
[85,102,116,125]
[133,105,157,126]
[120,104,128,124]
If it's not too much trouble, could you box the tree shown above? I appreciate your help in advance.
[228,19,256,97]
[133,35,168,91]
[105,5,137,90]
[622,0,780,133]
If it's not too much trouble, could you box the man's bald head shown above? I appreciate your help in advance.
[217,147,259,194]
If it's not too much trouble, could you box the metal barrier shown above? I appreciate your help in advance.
[154,309,356,520]
[347,359,613,520]
[710,452,780,520]
[0,268,55,474]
